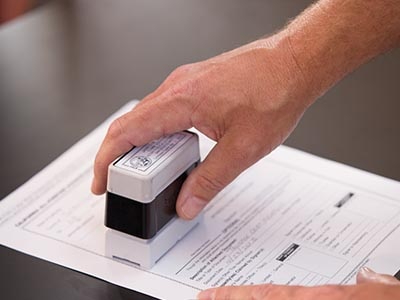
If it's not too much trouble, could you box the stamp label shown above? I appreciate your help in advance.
[114,132,193,174]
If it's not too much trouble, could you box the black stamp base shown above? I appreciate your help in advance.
[105,161,198,239]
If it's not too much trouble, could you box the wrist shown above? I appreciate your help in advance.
[277,0,400,105]
[245,34,317,110]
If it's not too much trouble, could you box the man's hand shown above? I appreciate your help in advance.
[91,0,400,220]
[196,283,400,300]
[91,35,309,219]
[357,267,400,285]
[197,268,400,300]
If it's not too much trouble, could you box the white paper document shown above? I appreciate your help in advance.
[1,101,400,300]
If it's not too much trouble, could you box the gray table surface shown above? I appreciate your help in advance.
[0,1,399,299]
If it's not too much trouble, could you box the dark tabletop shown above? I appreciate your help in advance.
[0,0,399,299]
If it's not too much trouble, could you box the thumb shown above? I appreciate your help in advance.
[357,267,400,285]
[176,131,265,220]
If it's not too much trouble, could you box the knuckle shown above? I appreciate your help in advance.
[107,118,124,140]
[168,79,197,99]
[174,63,195,76]
[166,64,190,82]
[174,64,190,75]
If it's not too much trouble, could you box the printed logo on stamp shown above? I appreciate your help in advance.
[129,156,152,169]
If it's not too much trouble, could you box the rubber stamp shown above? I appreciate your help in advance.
[104,131,201,269]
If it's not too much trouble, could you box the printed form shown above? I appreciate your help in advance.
[1,101,400,300]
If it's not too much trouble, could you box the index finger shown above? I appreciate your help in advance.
[91,95,194,195]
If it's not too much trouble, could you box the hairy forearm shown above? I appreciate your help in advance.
[276,0,400,104]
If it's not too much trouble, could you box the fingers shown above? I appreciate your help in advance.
[176,130,265,219]
[197,285,270,300]
[138,64,199,108]
[91,93,194,195]
[357,267,400,285]
[91,121,134,194]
